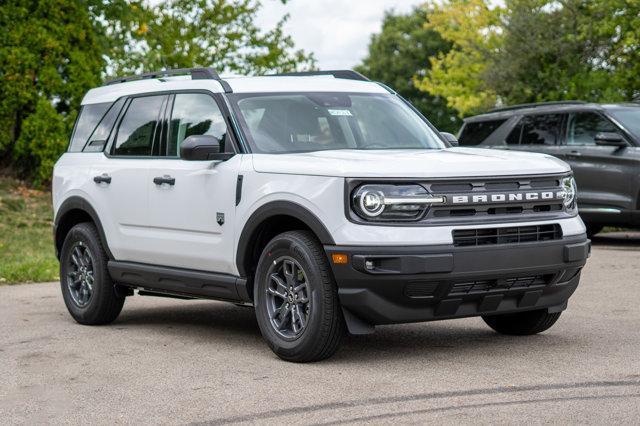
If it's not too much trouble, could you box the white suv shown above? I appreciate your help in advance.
[53,68,590,362]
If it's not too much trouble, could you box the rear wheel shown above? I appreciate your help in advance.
[254,231,345,362]
[60,222,125,325]
[482,309,561,335]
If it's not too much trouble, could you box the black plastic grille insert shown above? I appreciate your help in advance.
[453,224,562,247]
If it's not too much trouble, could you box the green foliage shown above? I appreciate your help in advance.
[0,176,58,284]
[485,0,630,104]
[14,100,69,187]
[0,0,103,172]
[419,0,640,114]
[356,7,461,132]
[0,0,314,186]
[110,0,315,75]
[415,0,503,116]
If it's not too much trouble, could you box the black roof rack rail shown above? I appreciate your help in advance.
[489,100,587,113]
[103,67,232,93]
[271,70,370,82]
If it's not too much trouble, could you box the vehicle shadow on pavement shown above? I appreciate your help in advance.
[112,299,576,364]
[332,323,576,365]
[115,301,261,339]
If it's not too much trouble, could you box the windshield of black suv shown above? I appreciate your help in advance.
[609,108,640,140]
[228,92,446,153]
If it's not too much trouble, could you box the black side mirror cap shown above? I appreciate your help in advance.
[441,132,459,146]
[594,132,626,147]
[180,135,234,161]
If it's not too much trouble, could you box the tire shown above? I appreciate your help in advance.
[60,222,125,325]
[254,230,345,362]
[482,309,561,335]
[585,224,603,238]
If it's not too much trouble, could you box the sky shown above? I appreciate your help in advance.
[256,0,425,70]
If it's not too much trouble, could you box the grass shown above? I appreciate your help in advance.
[0,176,59,284]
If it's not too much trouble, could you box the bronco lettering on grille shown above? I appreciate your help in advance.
[451,191,565,205]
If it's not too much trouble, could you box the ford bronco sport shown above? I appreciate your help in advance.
[53,68,590,362]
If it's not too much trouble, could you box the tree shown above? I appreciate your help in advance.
[416,0,640,113]
[485,0,625,104]
[0,0,106,182]
[414,0,503,116]
[0,0,313,185]
[109,0,315,76]
[356,7,461,132]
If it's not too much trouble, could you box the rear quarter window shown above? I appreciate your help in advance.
[68,102,112,152]
[458,119,506,146]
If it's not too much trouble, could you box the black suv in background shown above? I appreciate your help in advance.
[458,102,640,236]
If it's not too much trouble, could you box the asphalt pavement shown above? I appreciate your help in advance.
[1,232,639,424]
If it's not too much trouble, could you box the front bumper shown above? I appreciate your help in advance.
[324,235,590,332]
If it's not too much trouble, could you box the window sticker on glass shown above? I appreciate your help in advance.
[328,109,353,116]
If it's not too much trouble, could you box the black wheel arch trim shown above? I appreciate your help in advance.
[236,200,335,277]
[54,196,113,260]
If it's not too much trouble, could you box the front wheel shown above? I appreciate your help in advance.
[254,231,345,362]
[482,309,561,335]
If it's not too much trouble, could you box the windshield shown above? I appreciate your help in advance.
[609,108,640,140]
[229,92,446,153]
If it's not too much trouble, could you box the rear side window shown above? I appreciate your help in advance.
[83,98,125,152]
[518,114,562,145]
[458,120,506,146]
[112,96,165,156]
[68,103,112,152]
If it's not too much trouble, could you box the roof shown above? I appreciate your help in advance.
[464,101,640,122]
[81,74,388,105]
[464,102,605,122]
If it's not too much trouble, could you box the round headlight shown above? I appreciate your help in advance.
[561,176,577,208]
[352,184,444,221]
[359,190,385,217]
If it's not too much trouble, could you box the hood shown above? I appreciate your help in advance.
[251,148,570,178]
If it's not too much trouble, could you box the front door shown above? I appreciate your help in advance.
[556,111,634,213]
[145,92,240,274]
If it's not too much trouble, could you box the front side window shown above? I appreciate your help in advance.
[519,114,562,145]
[112,96,165,156]
[229,92,445,153]
[68,102,111,152]
[167,93,228,157]
[458,119,506,146]
[567,112,622,145]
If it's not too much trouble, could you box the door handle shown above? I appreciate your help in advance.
[93,174,111,184]
[153,175,176,186]
[569,150,582,157]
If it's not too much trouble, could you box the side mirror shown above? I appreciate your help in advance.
[180,135,233,161]
[441,132,459,147]
[595,132,626,147]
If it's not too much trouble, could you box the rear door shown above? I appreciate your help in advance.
[145,92,241,274]
[503,113,566,158]
[556,111,634,212]
[90,94,168,262]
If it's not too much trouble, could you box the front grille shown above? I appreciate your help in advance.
[423,175,567,222]
[449,274,552,295]
[452,224,562,247]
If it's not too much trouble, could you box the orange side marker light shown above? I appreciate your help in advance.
[332,253,349,264]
